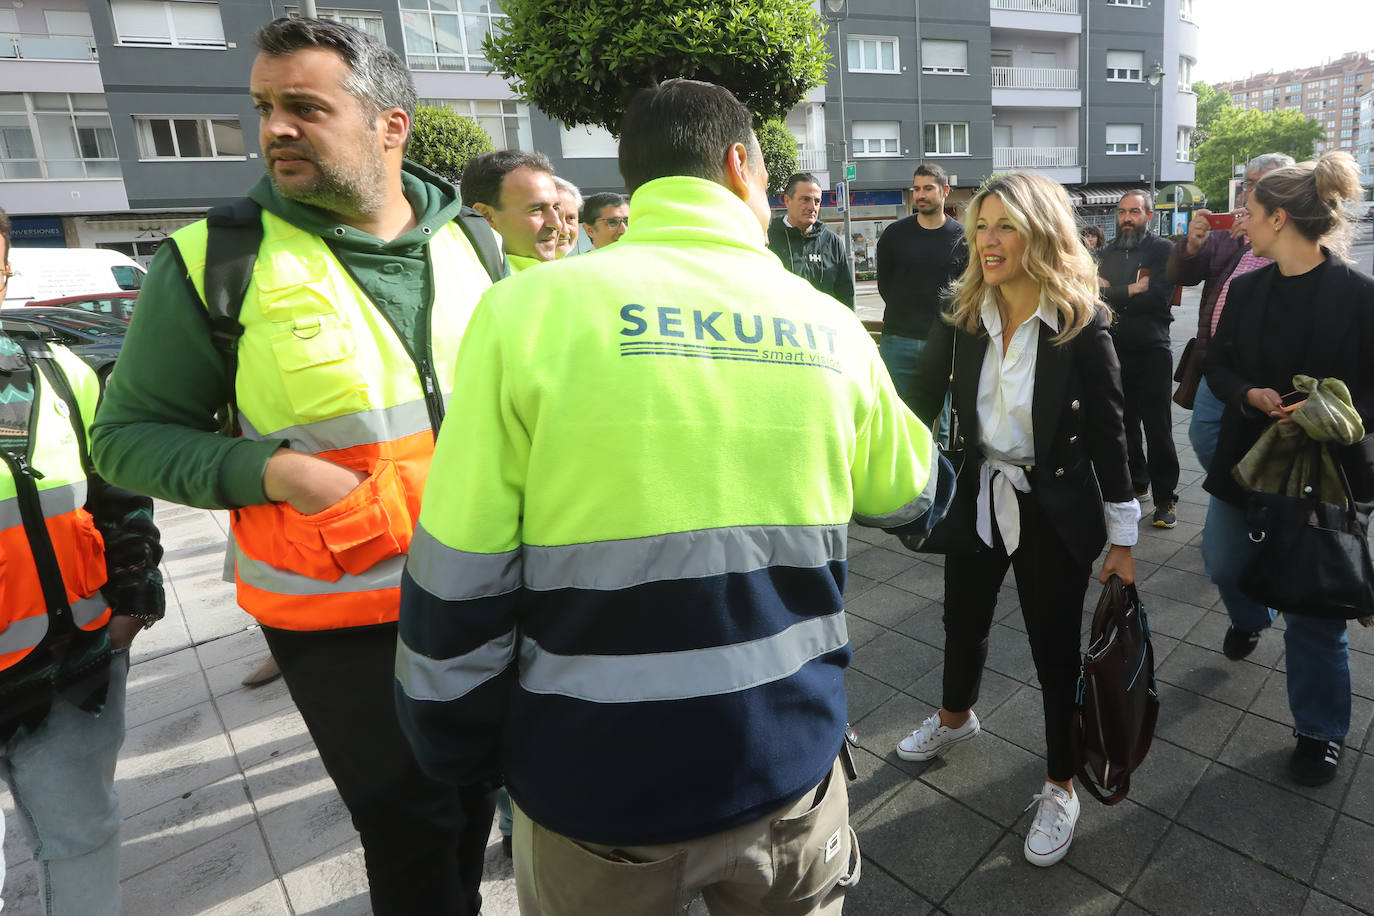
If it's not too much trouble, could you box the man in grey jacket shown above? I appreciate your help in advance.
[767,172,854,309]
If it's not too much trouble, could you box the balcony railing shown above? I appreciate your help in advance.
[797,148,828,172]
[990,0,1079,12]
[991,67,1079,90]
[0,32,98,61]
[993,146,1078,169]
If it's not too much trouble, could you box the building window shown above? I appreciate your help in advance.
[0,92,119,179]
[846,36,898,74]
[110,0,226,48]
[852,120,900,157]
[1107,0,1144,6]
[920,39,967,75]
[400,0,503,72]
[419,98,531,150]
[1178,0,1194,20]
[1178,56,1195,90]
[134,115,244,159]
[923,121,969,156]
[1105,123,1141,154]
[1106,50,1143,82]
[559,123,617,159]
[1176,127,1192,161]
[286,6,384,40]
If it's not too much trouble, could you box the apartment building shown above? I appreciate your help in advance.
[1216,51,1374,158]
[1356,89,1374,200]
[2,0,1195,257]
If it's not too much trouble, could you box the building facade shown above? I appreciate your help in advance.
[1,0,1195,256]
[1356,88,1374,201]
[1215,51,1374,158]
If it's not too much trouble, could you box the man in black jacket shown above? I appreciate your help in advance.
[766,172,854,308]
[1098,190,1179,527]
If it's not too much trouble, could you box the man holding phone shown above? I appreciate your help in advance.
[1166,151,1294,663]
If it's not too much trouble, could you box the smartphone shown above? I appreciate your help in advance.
[1279,390,1307,410]
[1205,212,1236,231]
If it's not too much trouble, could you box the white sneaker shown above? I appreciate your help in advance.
[895,710,980,761]
[1023,781,1080,867]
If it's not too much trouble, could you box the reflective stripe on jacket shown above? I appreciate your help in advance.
[0,345,111,670]
[172,210,489,629]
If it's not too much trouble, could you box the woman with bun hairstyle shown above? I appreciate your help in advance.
[1203,151,1374,786]
[898,171,1138,867]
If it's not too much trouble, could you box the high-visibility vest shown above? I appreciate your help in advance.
[0,344,111,672]
[172,210,489,630]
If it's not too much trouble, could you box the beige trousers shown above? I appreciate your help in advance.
[512,759,860,916]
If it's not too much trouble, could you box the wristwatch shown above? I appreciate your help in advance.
[117,611,160,630]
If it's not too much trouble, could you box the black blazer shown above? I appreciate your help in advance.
[909,306,1134,569]
[1203,251,1374,506]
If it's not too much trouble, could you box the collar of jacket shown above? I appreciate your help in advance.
[772,213,825,240]
[507,252,545,273]
[624,176,770,253]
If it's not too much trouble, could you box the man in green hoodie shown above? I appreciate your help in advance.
[90,18,497,916]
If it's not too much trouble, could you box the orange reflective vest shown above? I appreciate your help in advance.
[172,211,489,630]
[0,344,111,672]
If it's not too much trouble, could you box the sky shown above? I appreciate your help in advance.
[1192,0,1374,84]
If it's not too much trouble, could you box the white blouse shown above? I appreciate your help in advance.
[975,294,1139,554]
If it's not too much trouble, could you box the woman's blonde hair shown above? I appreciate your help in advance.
[1252,150,1362,260]
[947,171,1102,344]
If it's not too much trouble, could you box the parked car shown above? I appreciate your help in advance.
[19,291,139,322]
[0,307,126,382]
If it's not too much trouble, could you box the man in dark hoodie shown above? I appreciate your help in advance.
[767,172,854,308]
[90,18,497,916]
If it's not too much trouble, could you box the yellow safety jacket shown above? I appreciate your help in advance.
[0,344,111,671]
[172,211,489,629]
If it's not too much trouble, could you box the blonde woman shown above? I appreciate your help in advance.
[897,171,1138,866]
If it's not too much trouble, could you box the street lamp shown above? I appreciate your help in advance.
[1146,60,1165,230]
[821,0,854,278]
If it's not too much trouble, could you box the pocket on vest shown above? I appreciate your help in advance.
[270,324,371,421]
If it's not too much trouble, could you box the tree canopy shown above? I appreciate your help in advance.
[406,105,495,185]
[484,0,830,134]
[1192,107,1324,207]
[756,120,800,196]
[1190,81,1233,152]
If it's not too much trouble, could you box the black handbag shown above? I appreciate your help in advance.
[1240,442,1374,620]
[1071,575,1159,806]
[899,332,968,554]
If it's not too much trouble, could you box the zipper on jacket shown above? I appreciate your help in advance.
[0,449,76,632]
[329,246,446,441]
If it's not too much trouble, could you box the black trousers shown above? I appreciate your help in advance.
[263,622,496,916]
[1118,346,1179,503]
[941,490,1090,782]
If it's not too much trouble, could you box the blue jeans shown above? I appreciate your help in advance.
[1189,377,1225,474]
[1202,498,1351,741]
[0,651,129,916]
[879,333,949,445]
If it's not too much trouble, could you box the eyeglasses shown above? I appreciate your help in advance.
[0,267,12,288]
[1241,178,1256,190]
[596,217,629,229]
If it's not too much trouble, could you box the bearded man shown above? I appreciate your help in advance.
[1097,190,1180,528]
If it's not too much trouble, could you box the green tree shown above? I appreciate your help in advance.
[756,120,799,196]
[485,0,830,134]
[406,105,495,185]
[1193,107,1324,206]
[1191,81,1232,152]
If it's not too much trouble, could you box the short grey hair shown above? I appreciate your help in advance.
[553,176,583,213]
[1247,152,1296,176]
[255,18,416,130]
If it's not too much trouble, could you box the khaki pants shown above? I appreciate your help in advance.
[513,759,859,916]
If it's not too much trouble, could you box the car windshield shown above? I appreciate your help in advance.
[24,311,127,338]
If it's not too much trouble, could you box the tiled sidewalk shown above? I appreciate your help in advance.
[1,284,1371,914]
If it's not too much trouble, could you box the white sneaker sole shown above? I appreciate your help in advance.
[894,723,980,762]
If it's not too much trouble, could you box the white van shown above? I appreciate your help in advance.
[1,248,147,306]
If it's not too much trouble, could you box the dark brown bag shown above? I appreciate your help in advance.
[1071,575,1159,805]
[1171,337,1198,409]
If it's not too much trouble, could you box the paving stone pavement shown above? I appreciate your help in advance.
[2,281,1372,915]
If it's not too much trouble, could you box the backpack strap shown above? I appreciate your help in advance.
[456,206,507,284]
[203,197,265,436]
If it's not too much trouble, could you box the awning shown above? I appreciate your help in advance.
[79,214,201,232]
[1072,185,1145,207]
